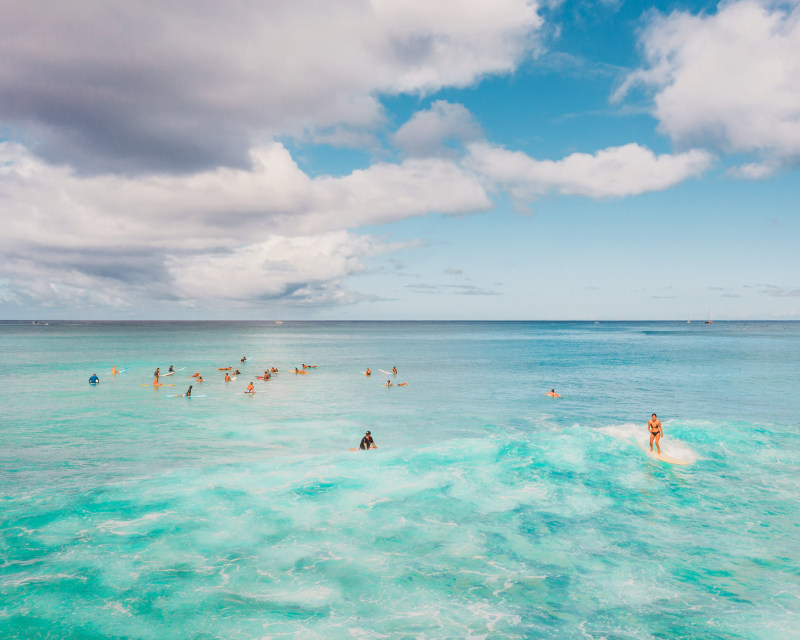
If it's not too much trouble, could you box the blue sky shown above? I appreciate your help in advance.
[1,0,798,319]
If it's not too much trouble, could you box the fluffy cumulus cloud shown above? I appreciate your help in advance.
[467,142,712,199]
[0,0,543,173]
[392,101,483,156]
[616,0,800,175]
[167,232,398,305]
[0,141,491,309]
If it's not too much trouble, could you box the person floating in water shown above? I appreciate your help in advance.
[245,381,255,393]
[545,389,561,398]
[648,413,663,454]
[359,430,376,450]
[89,373,100,384]
[185,385,193,397]
[392,366,397,375]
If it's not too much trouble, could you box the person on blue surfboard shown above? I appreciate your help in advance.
[89,373,100,384]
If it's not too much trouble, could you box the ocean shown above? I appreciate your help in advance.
[1,321,798,639]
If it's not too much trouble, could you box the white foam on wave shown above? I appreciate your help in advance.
[97,510,176,536]
[599,421,699,462]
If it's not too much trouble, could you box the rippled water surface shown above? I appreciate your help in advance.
[1,321,799,639]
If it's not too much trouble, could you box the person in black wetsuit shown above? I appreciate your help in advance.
[359,431,376,450]
[185,385,192,397]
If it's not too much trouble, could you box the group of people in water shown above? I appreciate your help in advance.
[95,361,661,455]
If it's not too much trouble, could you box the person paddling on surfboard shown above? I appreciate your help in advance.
[359,431,376,450]
[168,365,174,373]
[545,389,560,397]
[648,413,663,454]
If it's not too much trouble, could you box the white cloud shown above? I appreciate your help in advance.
[616,0,800,174]
[0,141,491,308]
[0,0,545,173]
[467,142,712,199]
[392,101,483,156]
[167,232,396,304]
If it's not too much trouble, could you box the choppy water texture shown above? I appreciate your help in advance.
[1,321,799,639]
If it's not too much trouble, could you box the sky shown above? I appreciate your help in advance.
[1,0,799,320]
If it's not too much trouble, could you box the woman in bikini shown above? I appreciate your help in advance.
[648,413,663,454]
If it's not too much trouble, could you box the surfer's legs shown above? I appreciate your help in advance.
[654,432,662,454]
[649,433,654,451]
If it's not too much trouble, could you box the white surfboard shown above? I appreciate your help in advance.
[647,450,690,466]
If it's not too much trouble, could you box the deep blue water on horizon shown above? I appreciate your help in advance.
[1,320,798,639]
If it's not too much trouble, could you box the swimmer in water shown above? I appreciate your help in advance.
[359,430,376,450]
[545,389,561,398]
[385,380,392,387]
[241,356,247,363]
[196,375,204,383]
[365,368,371,376]
[648,413,663,454]
[233,369,241,376]
[245,382,255,394]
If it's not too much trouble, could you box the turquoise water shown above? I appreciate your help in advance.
[1,321,799,639]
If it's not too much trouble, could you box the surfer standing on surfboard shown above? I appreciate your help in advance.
[648,413,663,454]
